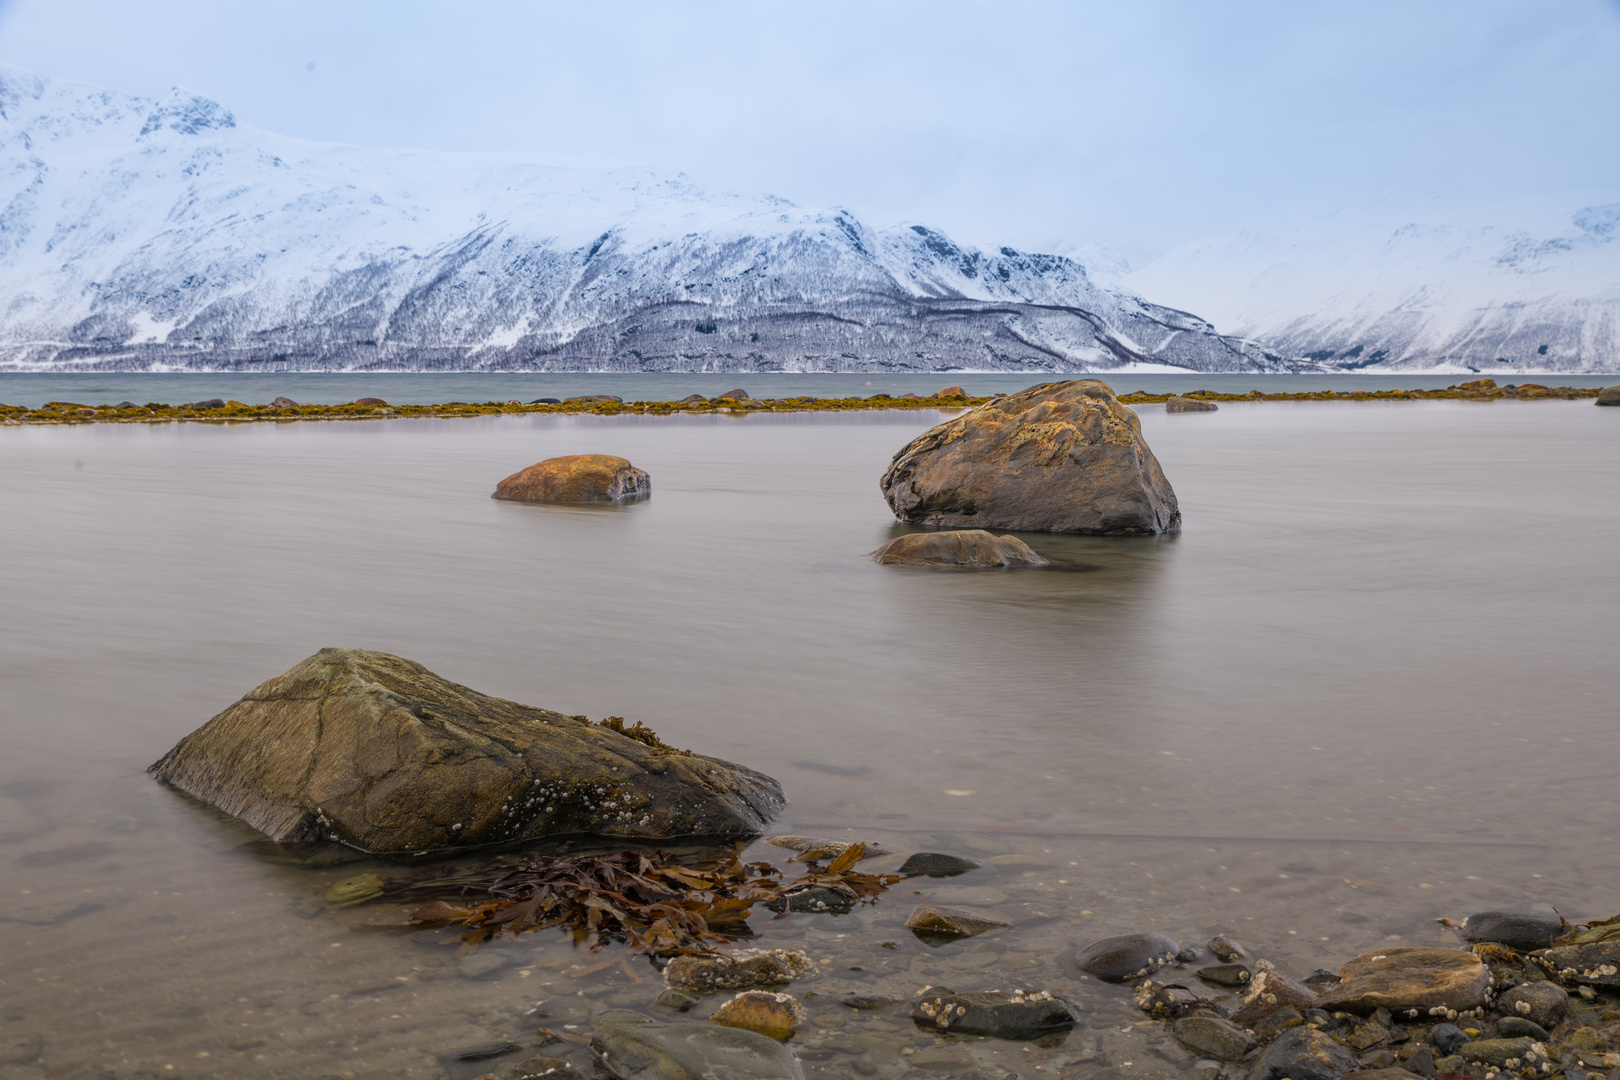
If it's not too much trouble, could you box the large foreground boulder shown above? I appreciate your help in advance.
[148,649,784,853]
[1597,385,1620,406]
[493,454,649,502]
[879,380,1180,534]
[870,530,1047,568]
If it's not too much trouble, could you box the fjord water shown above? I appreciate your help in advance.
[2,401,1617,1079]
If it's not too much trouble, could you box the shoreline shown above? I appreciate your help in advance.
[0,381,1608,425]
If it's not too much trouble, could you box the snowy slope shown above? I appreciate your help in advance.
[1127,199,1620,374]
[0,67,1295,374]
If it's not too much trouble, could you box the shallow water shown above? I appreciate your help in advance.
[2,401,1618,1079]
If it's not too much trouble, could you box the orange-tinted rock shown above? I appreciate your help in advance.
[880,380,1179,535]
[1315,947,1490,1015]
[492,454,650,503]
[354,397,388,406]
[708,991,806,1040]
[871,530,1046,568]
[935,385,967,398]
[1457,378,1497,391]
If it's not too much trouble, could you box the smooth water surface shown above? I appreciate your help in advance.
[2,401,1617,1079]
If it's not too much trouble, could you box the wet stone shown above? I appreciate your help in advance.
[909,989,1077,1040]
[1252,1007,1307,1042]
[840,993,905,1010]
[765,886,853,915]
[1460,912,1565,952]
[458,952,512,979]
[905,904,1010,940]
[1431,1056,1465,1075]
[1199,964,1253,987]
[1345,1020,1392,1051]
[1071,932,1181,981]
[591,1010,803,1080]
[1403,1045,1436,1077]
[1458,1037,1545,1069]
[1543,940,1620,986]
[1174,1015,1253,1061]
[1209,935,1248,962]
[662,949,814,994]
[653,989,697,1012]
[445,1041,526,1063]
[1249,1025,1361,1080]
[1315,948,1490,1015]
[1426,1024,1468,1055]
[1230,966,1318,1025]
[1497,982,1568,1028]
[898,852,983,878]
[1358,1050,1398,1070]
[1305,969,1346,993]
[709,990,807,1041]
[1496,1017,1549,1040]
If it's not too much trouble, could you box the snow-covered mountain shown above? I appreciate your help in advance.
[0,67,1295,374]
[1128,199,1620,374]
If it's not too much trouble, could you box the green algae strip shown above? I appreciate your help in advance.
[0,381,1603,424]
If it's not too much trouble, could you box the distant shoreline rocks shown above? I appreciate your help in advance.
[493,454,650,503]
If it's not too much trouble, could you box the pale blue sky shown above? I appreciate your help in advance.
[2,0,1617,259]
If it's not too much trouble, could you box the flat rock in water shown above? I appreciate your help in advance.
[910,989,1076,1039]
[905,904,1010,939]
[1248,1025,1360,1080]
[1197,963,1253,987]
[1173,1015,1253,1061]
[1165,396,1218,412]
[763,835,891,858]
[662,949,814,994]
[1596,386,1620,405]
[709,990,806,1040]
[898,852,983,878]
[1316,948,1490,1015]
[764,886,853,915]
[871,529,1048,568]
[1071,932,1181,982]
[1496,981,1568,1027]
[879,380,1181,535]
[147,648,784,853]
[591,1009,803,1080]
[1542,940,1620,986]
[492,453,649,502]
[1209,934,1247,961]
[1459,911,1563,952]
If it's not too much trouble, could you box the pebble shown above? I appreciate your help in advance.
[1458,1037,1544,1069]
[457,953,511,979]
[904,904,1011,939]
[1071,932,1181,981]
[1208,934,1247,961]
[1315,947,1490,1014]
[662,948,814,993]
[1197,964,1252,987]
[1459,911,1564,952]
[1427,1024,1469,1055]
[897,852,983,878]
[840,993,905,1010]
[709,990,807,1040]
[1543,940,1620,986]
[1496,1016,1550,1040]
[1248,1025,1360,1080]
[1172,1015,1253,1061]
[909,988,1076,1040]
[1497,981,1568,1027]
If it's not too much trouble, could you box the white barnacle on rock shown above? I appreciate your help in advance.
[1578,986,1596,1000]
[1516,1001,1532,1015]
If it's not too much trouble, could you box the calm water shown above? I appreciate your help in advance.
[2,400,1618,1079]
[2,371,1616,409]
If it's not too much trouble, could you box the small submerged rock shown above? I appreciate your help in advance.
[591,1009,803,1080]
[492,454,650,502]
[1197,963,1252,987]
[909,988,1076,1040]
[765,886,853,915]
[763,835,890,859]
[709,990,807,1040]
[905,904,1010,939]
[871,530,1048,568]
[1209,934,1248,961]
[323,873,384,907]
[1248,1025,1360,1080]
[897,852,983,878]
[1230,964,1318,1025]
[840,992,905,1011]
[1071,932,1181,982]
[662,949,814,994]
[1315,947,1490,1015]
[1459,911,1564,952]
[1497,1016,1550,1040]
[1172,1015,1253,1061]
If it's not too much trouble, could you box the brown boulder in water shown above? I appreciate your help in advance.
[871,530,1047,568]
[1165,395,1218,412]
[354,397,388,406]
[147,648,784,853]
[935,385,967,398]
[879,380,1179,535]
[493,454,650,502]
[1597,385,1620,406]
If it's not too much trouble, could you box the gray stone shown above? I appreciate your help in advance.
[1496,981,1568,1027]
[880,380,1180,535]
[764,887,852,915]
[839,993,904,1010]
[910,989,1076,1040]
[1496,1017,1549,1040]
[1459,911,1564,952]
[1458,1038,1546,1069]
[654,989,698,1012]
[148,648,784,853]
[514,1058,583,1080]
[1174,1015,1253,1061]
[457,952,511,979]
[898,852,983,878]
[1198,964,1253,987]
[591,1010,803,1079]
[1071,932,1181,982]
[1165,396,1219,413]
[717,389,751,400]
[1543,940,1620,986]
[1404,1046,1436,1077]
[1209,935,1247,962]
[1427,1024,1468,1055]
[1596,386,1620,406]
[870,530,1048,568]
[905,904,1010,939]
[1315,948,1490,1015]
[1248,1026,1360,1080]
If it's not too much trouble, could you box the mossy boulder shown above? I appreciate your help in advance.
[492,454,650,502]
[879,380,1180,535]
[148,648,784,853]
[871,530,1047,568]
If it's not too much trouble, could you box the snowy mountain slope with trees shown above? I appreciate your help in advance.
[0,67,1294,374]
